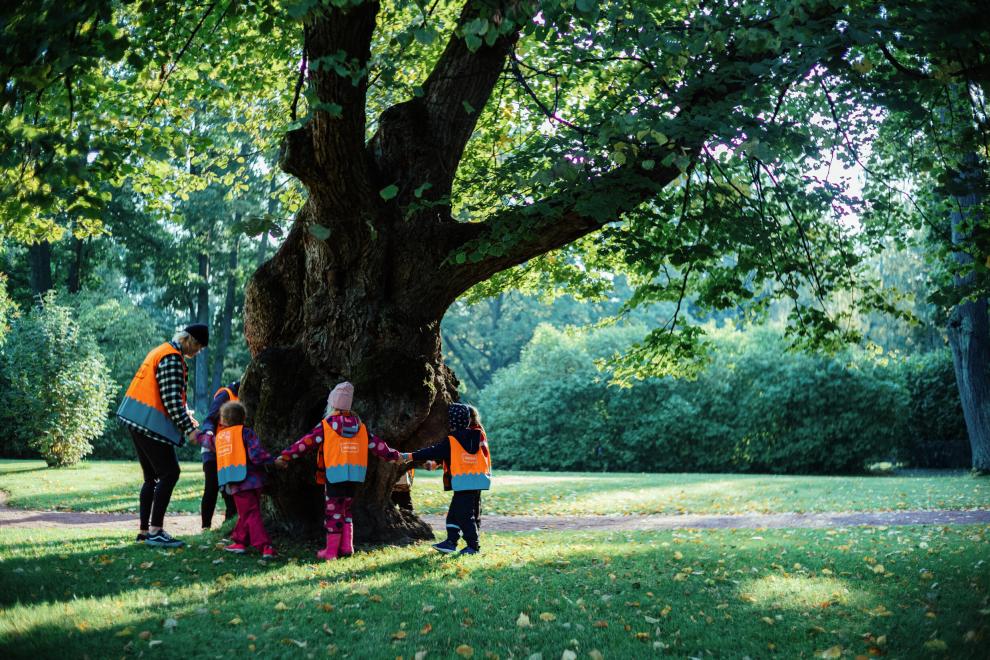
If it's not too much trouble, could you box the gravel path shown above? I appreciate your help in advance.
[2,493,988,533]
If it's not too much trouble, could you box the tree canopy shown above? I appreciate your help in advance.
[2,0,988,377]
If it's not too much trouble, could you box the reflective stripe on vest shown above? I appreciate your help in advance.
[214,387,238,403]
[449,435,491,491]
[215,425,248,486]
[322,419,369,483]
[117,342,186,443]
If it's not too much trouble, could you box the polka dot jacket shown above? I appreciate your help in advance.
[279,414,401,484]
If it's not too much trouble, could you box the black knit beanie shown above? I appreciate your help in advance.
[184,323,209,347]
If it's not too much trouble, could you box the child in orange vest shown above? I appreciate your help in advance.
[400,403,491,555]
[203,401,276,558]
[274,382,403,560]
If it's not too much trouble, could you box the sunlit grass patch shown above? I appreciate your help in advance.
[1,525,988,658]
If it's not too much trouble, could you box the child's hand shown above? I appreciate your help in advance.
[424,460,438,470]
[399,452,412,463]
[274,456,289,470]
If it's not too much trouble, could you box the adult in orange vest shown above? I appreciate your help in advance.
[400,403,491,555]
[117,324,208,548]
[197,381,239,530]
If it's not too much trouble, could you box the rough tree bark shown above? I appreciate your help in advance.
[240,0,840,542]
[947,161,990,472]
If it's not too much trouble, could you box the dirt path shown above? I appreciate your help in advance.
[2,492,988,533]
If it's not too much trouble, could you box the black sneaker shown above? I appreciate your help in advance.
[145,530,185,548]
[432,539,458,554]
[135,532,149,542]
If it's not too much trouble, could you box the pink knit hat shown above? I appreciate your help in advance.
[327,381,354,411]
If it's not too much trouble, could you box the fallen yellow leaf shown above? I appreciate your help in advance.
[923,639,948,652]
[456,644,474,658]
[539,612,556,622]
[516,613,531,628]
[274,601,288,611]
[817,645,842,658]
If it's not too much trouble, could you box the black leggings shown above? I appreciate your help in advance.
[201,459,236,528]
[445,490,482,549]
[130,428,181,529]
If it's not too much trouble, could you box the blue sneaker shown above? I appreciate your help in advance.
[459,546,479,555]
[145,530,185,548]
[432,539,458,554]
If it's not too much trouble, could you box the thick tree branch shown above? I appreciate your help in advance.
[369,1,531,209]
[282,1,379,200]
[421,155,683,310]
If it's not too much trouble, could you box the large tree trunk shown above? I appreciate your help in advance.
[947,160,990,472]
[948,297,990,471]
[242,215,456,543]
[28,241,53,296]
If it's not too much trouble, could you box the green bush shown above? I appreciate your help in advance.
[479,325,916,474]
[0,295,114,466]
[892,349,970,468]
[58,289,169,458]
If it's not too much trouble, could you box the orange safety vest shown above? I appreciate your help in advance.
[322,419,369,483]
[215,425,248,486]
[214,386,238,403]
[448,435,491,491]
[117,342,187,444]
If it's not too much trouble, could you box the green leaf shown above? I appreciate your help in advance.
[414,27,436,45]
[309,224,331,241]
[462,100,476,115]
[379,184,399,201]
[414,182,433,198]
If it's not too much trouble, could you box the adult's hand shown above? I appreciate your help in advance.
[185,429,199,445]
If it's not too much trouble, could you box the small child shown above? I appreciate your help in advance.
[207,401,276,558]
[400,403,491,555]
[198,382,239,530]
[274,381,403,560]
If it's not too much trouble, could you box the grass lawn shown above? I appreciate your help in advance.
[2,459,989,516]
[1,524,988,658]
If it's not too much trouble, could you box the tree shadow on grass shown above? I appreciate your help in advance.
[3,529,988,659]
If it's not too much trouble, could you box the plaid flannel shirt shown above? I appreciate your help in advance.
[120,341,196,445]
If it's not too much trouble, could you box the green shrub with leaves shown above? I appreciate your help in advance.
[480,325,919,474]
[0,295,114,466]
[58,289,168,458]
[892,349,969,467]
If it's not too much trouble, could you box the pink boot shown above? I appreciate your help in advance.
[316,533,341,561]
[340,522,354,557]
